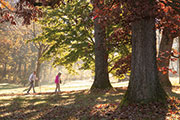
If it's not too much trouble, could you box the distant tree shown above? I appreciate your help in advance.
[31,22,49,86]
[157,0,180,88]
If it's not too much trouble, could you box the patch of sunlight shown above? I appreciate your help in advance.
[61,95,70,98]
[68,116,78,120]
[0,83,9,85]
[0,112,12,117]
[112,81,129,87]
[0,102,10,107]
[172,89,180,94]
[170,77,180,86]
[63,99,75,106]
[25,95,45,99]
[0,96,17,100]
[105,92,124,97]
[173,83,180,86]
[115,99,122,102]
[34,101,46,105]
[23,109,37,115]
[50,103,60,106]
[96,97,107,102]
[0,108,7,113]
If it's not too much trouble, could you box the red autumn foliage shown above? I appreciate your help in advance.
[0,0,179,76]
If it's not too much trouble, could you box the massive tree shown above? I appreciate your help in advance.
[121,0,167,104]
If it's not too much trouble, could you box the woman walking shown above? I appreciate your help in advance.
[55,72,62,93]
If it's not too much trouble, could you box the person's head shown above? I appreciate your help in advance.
[33,71,36,75]
[58,72,61,76]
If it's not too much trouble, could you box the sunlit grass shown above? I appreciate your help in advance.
[0,85,179,119]
[170,77,180,86]
[0,80,129,94]
[2,77,179,95]
[0,78,179,119]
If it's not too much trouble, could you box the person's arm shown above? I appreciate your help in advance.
[59,77,62,84]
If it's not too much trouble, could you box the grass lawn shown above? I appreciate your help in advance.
[0,80,180,120]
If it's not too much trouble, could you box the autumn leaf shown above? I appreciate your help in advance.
[163,71,167,74]
[93,15,98,20]
[0,0,14,10]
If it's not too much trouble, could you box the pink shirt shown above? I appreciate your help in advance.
[55,75,60,84]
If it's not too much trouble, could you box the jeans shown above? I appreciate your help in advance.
[27,81,36,93]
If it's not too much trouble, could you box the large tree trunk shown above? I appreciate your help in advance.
[157,28,173,88]
[121,18,167,105]
[90,17,112,91]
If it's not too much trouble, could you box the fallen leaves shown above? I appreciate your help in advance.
[0,87,180,120]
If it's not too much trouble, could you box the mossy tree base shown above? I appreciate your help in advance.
[120,84,168,107]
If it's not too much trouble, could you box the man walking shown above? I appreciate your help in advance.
[27,71,37,94]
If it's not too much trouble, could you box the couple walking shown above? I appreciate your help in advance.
[27,71,62,94]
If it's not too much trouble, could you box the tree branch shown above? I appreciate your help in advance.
[0,1,15,13]
[171,52,180,58]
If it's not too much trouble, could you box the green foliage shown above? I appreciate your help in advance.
[35,0,94,73]
[34,0,132,77]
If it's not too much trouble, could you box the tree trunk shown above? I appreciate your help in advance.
[90,17,112,91]
[24,63,27,77]
[121,18,167,105]
[18,60,22,77]
[179,37,180,84]
[3,63,7,78]
[157,28,173,88]
[35,49,42,86]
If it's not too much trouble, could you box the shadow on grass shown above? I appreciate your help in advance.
[0,88,125,120]
[0,87,179,120]
[0,83,23,90]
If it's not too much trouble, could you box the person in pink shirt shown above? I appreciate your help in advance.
[55,72,62,93]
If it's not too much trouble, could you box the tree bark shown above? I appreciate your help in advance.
[24,63,27,77]
[3,63,7,78]
[179,37,180,84]
[122,18,167,105]
[35,47,42,86]
[90,17,112,91]
[157,28,173,88]
[18,60,22,77]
